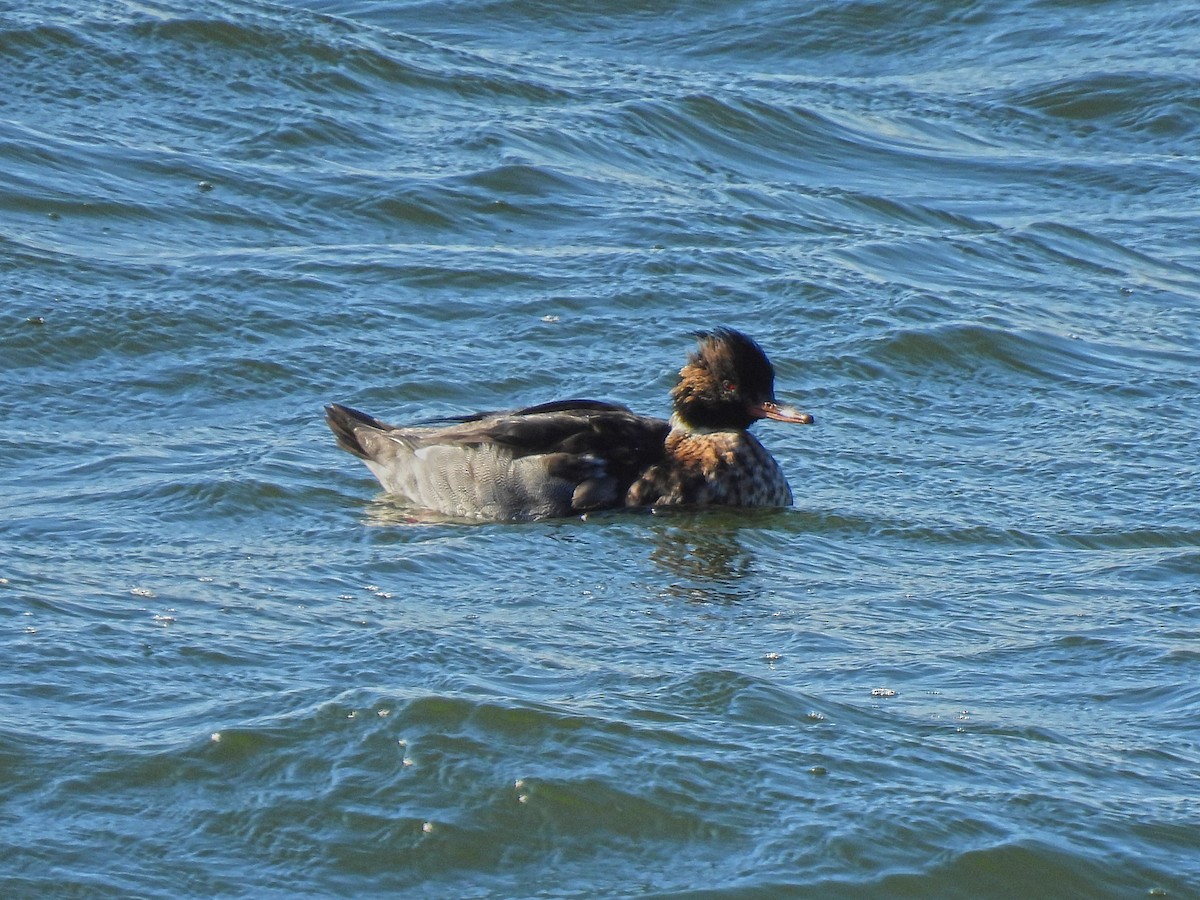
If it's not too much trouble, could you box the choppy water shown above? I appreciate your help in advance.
[4,0,1200,896]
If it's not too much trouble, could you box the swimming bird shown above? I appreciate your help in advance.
[325,328,814,521]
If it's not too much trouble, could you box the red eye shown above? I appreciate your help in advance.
[723,381,737,393]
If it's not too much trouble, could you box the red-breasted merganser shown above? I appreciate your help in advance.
[325,328,814,521]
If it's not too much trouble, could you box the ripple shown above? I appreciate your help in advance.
[4,0,1200,897]
[349,163,607,235]
[870,839,1155,899]
[1007,71,1200,139]
[863,321,1065,380]
[141,10,572,102]
[1016,220,1200,289]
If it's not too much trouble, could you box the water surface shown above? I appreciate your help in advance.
[3,0,1199,896]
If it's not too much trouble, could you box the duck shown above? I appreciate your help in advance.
[324,328,814,521]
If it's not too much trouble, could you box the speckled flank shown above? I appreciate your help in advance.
[628,429,792,508]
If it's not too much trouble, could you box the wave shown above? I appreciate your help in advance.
[857,320,1133,384]
[1004,71,1200,140]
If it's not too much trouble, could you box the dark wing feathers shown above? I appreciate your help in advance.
[442,404,668,500]
[327,399,670,512]
[424,399,633,427]
[512,399,634,416]
[324,403,391,460]
[477,404,668,468]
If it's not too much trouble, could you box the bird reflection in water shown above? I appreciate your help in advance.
[647,509,787,604]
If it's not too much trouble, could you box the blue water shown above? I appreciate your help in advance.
[3,0,1199,896]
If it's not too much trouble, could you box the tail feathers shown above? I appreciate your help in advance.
[324,403,388,460]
